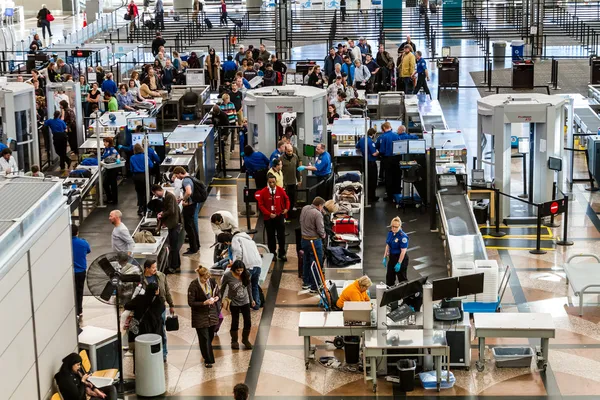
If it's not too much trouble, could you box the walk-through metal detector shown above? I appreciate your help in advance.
[0,81,38,172]
[477,94,565,220]
[46,81,83,163]
[243,85,327,163]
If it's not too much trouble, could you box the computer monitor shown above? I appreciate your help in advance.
[142,117,157,130]
[472,169,485,181]
[147,133,165,146]
[408,139,426,154]
[548,156,562,171]
[392,140,408,155]
[303,144,316,158]
[432,276,459,301]
[458,273,484,297]
[380,276,428,307]
[127,117,142,131]
[131,133,144,146]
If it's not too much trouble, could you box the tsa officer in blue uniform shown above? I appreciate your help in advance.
[243,145,270,189]
[356,128,379,203]
[376,121,401,201]
[396,125,419,140]
[130,142,154,216]
[382,216,410,286]
[413,51,431,98]
[301,143,332,200]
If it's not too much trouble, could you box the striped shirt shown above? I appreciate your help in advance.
[219,101,237,125]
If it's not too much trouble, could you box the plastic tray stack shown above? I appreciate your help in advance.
[475,260,499,303]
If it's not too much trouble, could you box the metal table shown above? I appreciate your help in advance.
[298,311,373,369]
[473,312,555,372]
[563,254,600,316]
[363,329,450,392]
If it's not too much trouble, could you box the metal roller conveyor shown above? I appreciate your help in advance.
[440,194,480,236]
[573,106,600,135]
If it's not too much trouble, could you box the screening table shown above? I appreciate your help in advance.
[363,329,450,392]
[473,312,555,372]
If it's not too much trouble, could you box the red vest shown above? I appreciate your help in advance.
[255,186,290,220]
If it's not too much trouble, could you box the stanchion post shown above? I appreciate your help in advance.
[488,188,506,237]
[556,193,574,246]
[530,205,547,254]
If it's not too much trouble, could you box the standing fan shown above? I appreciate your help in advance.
[87,252,143,394]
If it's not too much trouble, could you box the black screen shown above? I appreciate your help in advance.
[458,273,485,297]
[432,276,458,301]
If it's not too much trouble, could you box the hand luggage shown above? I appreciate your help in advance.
[332,217,359,235]
[204,18,213,29]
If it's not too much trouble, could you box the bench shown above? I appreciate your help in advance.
[564,253,600,316]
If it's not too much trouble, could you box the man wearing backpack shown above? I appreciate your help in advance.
[173,167,207,255]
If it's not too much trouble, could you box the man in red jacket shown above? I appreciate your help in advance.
[256,174,290,261]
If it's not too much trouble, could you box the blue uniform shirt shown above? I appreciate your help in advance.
[0,143,6,152]
[101,79,118,95]
[398,132,419,140]
[72,236,91,273]
[44,118,67,133]
[222,60,237,72]
[314,151,332,176]
[244,151,270,175]
[416,58,427,74]
[102,147,119,160]
[269,149,282,164]
[386,230,409,255]
[376,130,397,157]
[356,136,378,162]
[148,146,161,164]
[130,153,153,173]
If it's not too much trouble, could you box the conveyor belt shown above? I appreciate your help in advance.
[439,194,479,236]
[574,107,600,135]
[0,181,58,220]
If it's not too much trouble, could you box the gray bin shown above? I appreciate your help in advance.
[135,334,166,396]
[493,41,507,62]
[492,347,534,368]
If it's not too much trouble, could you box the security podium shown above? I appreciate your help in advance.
[512,60,534,89]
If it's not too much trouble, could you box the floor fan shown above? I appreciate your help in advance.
[87,252,142,394]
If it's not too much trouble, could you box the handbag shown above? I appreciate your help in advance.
[124,13,131,20]
[129,296,155,335]
[165,314,179,331]
[37,18,42,27]
[46,13,55,22]
[222,297,231,311]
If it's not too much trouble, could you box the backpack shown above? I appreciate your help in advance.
[185,176,208,203]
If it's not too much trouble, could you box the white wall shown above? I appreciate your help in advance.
[0,207,78,400]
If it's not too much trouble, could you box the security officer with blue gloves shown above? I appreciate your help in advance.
[301,143,332,200]
[413,51,431,98]
[356,128,379,203]
[382,216,409,286]
[376,121,400,201]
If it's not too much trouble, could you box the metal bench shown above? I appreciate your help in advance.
[564,254,600,316]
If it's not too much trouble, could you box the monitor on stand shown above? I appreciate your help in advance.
[458,272,485,297]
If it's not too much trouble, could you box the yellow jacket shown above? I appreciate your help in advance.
[337,279,370,309]
[399,52,416,78]
[267,168,284,188]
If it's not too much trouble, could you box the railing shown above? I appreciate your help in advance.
[56,0,128,46]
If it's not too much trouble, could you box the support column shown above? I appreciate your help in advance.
[531,0,544,58]
[275,0,290,59]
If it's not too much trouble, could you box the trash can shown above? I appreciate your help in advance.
[493,41,506,62]
[135,334,166,396]
[343,336,361,364]
[511,40,525,61]
[473,202,489,224]
[396,359,416,392]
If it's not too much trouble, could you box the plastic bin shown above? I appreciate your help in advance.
[418,370,456,389]
[343,336,360,364]
[396,359,416,392]
[492,347,534,368]
[135,334,166,396]
[493,41,506,62]
[511,40,525,61]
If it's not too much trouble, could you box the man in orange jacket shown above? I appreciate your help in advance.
[256,173,290,261]
[336,275,372,309]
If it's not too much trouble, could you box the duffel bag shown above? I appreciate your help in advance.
[332,217,359,235]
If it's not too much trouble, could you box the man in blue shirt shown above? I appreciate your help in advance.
[356,128,379,203]
[72,224,91,317]
[396,125,419,140]
[243,145,270,189]
[341,56,355,86]
[413,51,431,98]
[222,55,238,75]
[44,110,69,171]
[270,140,286,164]
[0,142,6,152]
[101,72,118,96]
[376,121,402,201]
[302,143,332,199]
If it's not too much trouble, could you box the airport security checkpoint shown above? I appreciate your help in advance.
[3,11,600,398]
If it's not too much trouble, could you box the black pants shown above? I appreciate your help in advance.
[52,132,69,170]
[196,326,215,364]
[90,385,117,400]
[41,20,52,39]
[220,11,228,25]
[285,184,298,210]
[341,5,346,21]
[414,72,431,97]
[265,214,286,257]
[316,174,331,200]
[230,303,251,331]
[182,204,200,252]
[74,271,86,315]
[386,253,409,286]
[133,172,147,208]
[378,67,391,91]
[103,168,118,203]
[168,224,182,269]
[155,12,165,30]
[67,127,79,155]
[383,156,401,198]
[254,169,268,189]
[367,160,377,201]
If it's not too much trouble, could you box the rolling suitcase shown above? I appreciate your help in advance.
[204,18,213,29]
